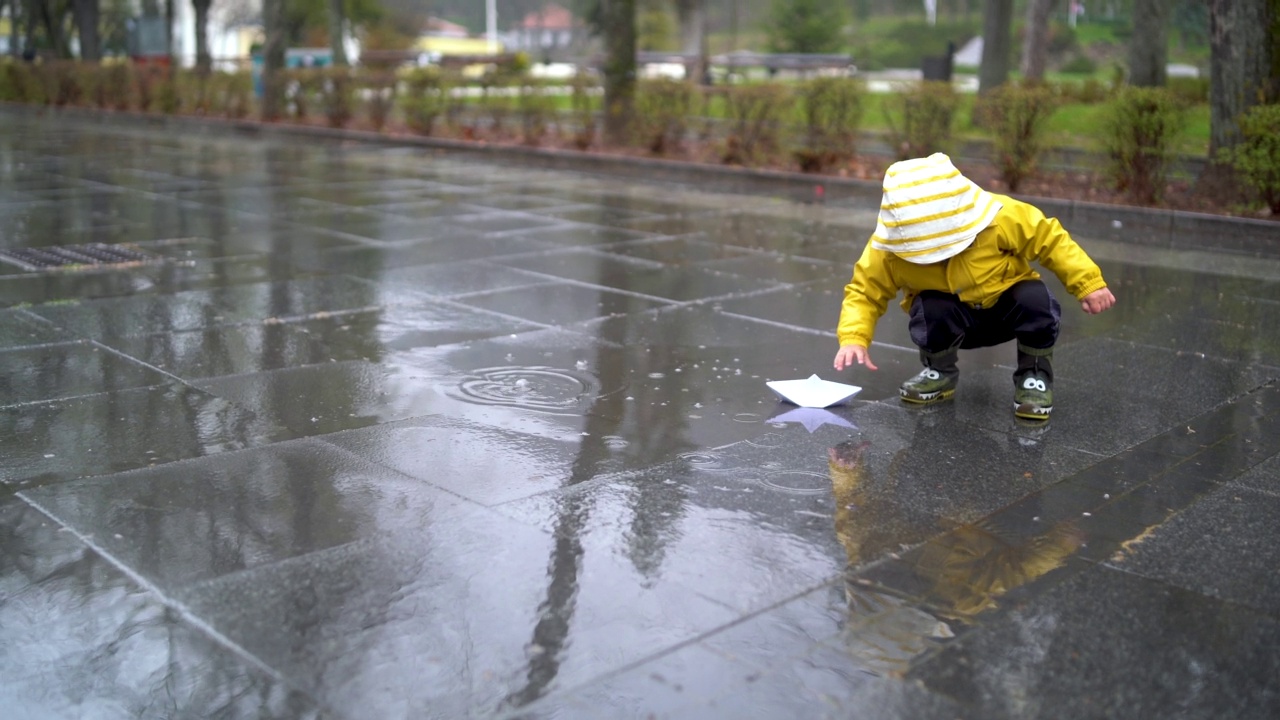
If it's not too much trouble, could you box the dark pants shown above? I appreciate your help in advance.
[908,280,1061,354]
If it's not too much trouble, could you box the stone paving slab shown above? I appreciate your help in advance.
[3,109,1280,719]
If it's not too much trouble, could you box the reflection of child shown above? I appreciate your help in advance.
[828,437,1082,625]
[833,153,1115,419]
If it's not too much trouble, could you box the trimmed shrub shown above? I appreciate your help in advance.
[180,70,218,115]
[285,69,321,120]
[402,68,452,136]
[223,72,254,119]
[793,76,864,173]
[977,82,1059,192]
[1101,86,1186,205]
[517,80,557,146]
[156,71,181,114]
[633,78,698,155]
[319,68,355,128]
[1166,76,1210,106]
[1058,55,1097,76]
[134,65,166,112]
[1,61,45,103]
[567,70,597,150]
[479,72,518,137]
[43,61,88,106]
[884,80,959,160]
[1216,103,1280,214]
[720,83,792,165]
[96,63,135,110]
[362,71,398,132]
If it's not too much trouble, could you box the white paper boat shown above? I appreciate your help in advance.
[769,406,857,433]
[766,374,862,408]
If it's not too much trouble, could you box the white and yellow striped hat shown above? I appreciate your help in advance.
[871,153,1002,264]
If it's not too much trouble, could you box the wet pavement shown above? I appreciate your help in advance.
[2,109,1279,719]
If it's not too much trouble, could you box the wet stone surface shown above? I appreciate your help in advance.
[2,110,1279,719]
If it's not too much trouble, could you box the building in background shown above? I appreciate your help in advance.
[501,3,586,61]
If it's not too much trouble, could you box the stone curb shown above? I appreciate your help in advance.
[6,102,1277,258]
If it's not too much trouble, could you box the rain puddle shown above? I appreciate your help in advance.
[677,451,726,469]
[754,470,831,495]
[450,366,601,414]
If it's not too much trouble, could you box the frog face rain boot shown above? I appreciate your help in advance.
[900,348,959,405]
[1013,343,1053,420]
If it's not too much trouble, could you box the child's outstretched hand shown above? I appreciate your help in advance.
[834,344,877,372]
[1080,287,1117,315]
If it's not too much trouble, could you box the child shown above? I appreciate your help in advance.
[833,153,1116,420]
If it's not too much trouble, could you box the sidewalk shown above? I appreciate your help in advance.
[2,109,1278,719]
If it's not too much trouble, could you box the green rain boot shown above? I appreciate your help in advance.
[900,348,959,405]
[1013,343,1054,420]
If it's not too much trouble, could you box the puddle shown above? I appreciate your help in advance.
[744,432,787,448]
[755,470,831,495]
[450,366,601,414]
[677,451,725,469]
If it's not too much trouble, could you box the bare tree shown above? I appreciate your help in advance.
[1128,0,1172,86]
[1020,0,1057,81]
[598,0,637,145]
[73,0,102,61]
[674,0,708,84]
[165,0,175,61]
[261,0,287,119]
[38,0,72,57]
[329,0,347,66]
[193,0,213,72]
[978,0,1014,94]
[1208,0,1277,154]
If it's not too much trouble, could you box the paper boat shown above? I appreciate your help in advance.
[766,374,862,408]
[769,406,857,433]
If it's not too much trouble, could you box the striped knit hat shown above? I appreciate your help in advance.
[871,153,1003,264]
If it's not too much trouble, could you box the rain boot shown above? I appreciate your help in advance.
[900,348,959,405]
[1013,343,1054,420]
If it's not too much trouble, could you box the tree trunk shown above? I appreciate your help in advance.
[1020,0,1057,81]
[600,0,636,145]
[40,0,71,57]
[193,0,212,72]
[22,0,36,58]
[164,0,174,61]
[675,0,708,84]
[73,0,102,62]
[328,0,348,66]
[978,0,1014,94]
[1208,0,1278,154]
[1128,0,1171,86]
[262,0,287,120]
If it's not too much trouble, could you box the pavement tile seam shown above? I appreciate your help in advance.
[0,381,179,413]
[717,311,836,340]
[307,431,547,513]
[1095,554,1280,626]
[1098,483,1280,618]
[416,292,569,331]
[10,490,327,710]
[501,579,845,720]
[460,272,689,310]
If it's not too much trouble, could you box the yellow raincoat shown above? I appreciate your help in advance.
[837,194,1109,348]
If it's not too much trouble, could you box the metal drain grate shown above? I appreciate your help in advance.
[0,243,163,271]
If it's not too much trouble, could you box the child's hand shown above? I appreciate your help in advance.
[1080,287,1116,314]
[834,344,877,371]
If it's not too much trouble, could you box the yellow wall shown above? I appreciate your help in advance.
[413,36,504,56]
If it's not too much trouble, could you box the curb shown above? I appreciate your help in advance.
[6,102,1278,258]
